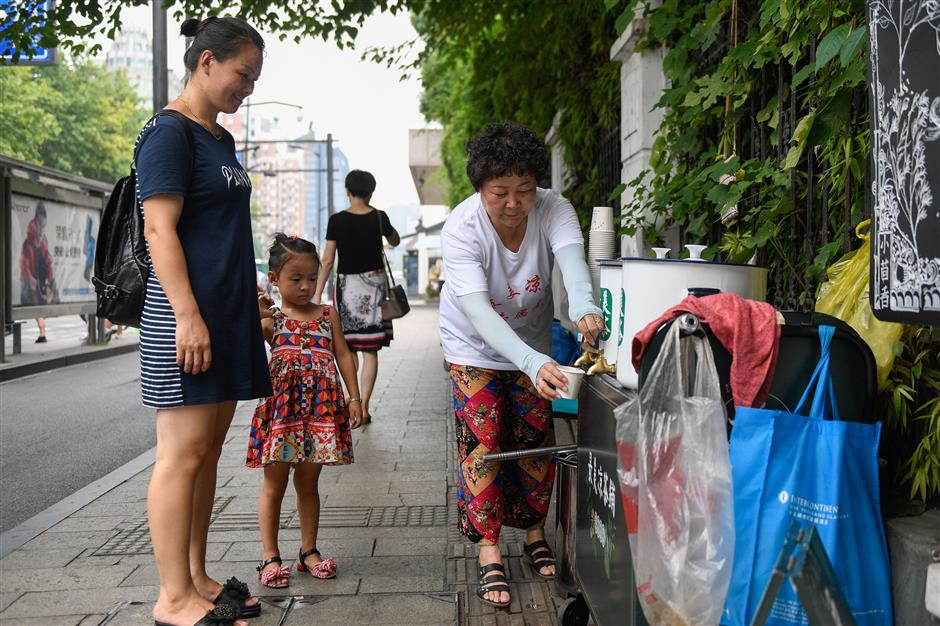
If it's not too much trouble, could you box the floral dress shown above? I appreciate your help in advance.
[246,307,353,467]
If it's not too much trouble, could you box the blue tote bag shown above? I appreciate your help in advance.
[722,326,892,626]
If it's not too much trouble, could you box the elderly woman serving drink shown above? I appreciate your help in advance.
[439,121,603,607]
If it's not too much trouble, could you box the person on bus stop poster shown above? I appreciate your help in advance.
[20,201,59,306]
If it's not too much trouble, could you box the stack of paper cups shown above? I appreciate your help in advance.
[587,206,616,301]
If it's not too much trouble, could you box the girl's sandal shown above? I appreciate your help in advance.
[522,540,556,580]
[296,547,337,579]
[477,562,511,608]
[214,576,261,618]
[256,555,291,589]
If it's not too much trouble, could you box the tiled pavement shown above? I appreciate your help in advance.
[0,305,572,625]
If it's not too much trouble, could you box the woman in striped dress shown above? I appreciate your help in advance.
[135,17,271,626]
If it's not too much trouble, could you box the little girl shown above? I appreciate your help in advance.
[246,233,363,588]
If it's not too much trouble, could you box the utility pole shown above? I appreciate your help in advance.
[152,1,168,113]
[244,98,251,171]
[326,133,334,219]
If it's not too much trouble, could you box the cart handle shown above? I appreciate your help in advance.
[481,444,577,463]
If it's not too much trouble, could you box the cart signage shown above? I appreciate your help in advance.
[599,288,612,341]
[618,288,625,346]
[585,450,617,579]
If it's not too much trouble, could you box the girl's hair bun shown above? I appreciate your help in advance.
[180,18,201,37]
[268,233,319,273]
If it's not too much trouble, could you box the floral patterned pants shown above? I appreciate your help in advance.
[449,364,555,546]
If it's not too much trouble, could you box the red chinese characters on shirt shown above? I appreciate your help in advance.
[525,274,542,294]
[515,308,529,319]
[507,283,520,299]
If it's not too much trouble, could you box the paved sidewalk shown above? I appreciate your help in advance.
[0,305,567,625]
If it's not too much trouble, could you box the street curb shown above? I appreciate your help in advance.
[0,445,156,559]
[0,342,138,383]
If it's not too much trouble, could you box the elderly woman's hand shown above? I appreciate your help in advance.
[534,361,567,401]
[577,313,605,348]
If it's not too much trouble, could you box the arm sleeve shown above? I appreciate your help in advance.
[134,121,191,201]
[555,243,602,323]
[457,291,553,384]
[325,213,339,241]
[381,211,395,237]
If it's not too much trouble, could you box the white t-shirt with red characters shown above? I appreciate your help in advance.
[440,188,585,370]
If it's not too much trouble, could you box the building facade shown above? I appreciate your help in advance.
[219,111,306,254]
[104,27,183,106]
[295,132,349,248]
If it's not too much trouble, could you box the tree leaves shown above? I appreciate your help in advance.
[0,61,146,181]
[815,23,851,70]
[839,25,867,66]
[783,111,816,169]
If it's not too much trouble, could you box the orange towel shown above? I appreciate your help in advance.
[631,292,781,408]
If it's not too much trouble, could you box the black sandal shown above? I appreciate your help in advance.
[476,562,511,608]
[523,540,556,579]
[154,603,237,626]
[214,576,261,618]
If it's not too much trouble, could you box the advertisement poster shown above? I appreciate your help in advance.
[9,193,99,307]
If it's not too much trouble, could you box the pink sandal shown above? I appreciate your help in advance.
[256,555,291,588]
[296,547,337,579]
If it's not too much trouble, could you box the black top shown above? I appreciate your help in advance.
[134,114,272,403]
[326,209,395,275]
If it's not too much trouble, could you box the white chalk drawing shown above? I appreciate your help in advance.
[869,0,940,320]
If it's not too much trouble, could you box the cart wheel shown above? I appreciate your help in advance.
[557,595,589,626]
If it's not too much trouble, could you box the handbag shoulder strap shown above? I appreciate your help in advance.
[374,207,398,289]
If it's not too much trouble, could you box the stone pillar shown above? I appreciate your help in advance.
[610,14,668,257]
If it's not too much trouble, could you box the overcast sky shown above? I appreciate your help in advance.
[115,6,432,210]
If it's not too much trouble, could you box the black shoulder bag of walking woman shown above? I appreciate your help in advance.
[376,209,409,320]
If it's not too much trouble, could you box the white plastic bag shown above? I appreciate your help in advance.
[614,321,735,626]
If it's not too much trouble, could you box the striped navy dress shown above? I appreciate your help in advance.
[134,113,272,409]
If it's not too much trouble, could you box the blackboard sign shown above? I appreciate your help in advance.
[868,1,940,326]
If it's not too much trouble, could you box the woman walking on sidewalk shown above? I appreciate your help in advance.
[247,234,363,588]
[137,16,270,626]
[439,122,603,607]
[314,170,401,425]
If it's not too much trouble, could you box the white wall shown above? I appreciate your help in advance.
[610,13,669,257]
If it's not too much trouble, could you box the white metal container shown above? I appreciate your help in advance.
[599,259,624,364]
[616,257,768,388]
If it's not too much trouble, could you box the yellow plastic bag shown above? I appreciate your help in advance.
[815,220,904,389]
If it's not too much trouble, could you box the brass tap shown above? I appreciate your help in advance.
[573,348,597,368]
[587,354,616,376]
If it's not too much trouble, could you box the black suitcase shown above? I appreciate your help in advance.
[637,310,878,424]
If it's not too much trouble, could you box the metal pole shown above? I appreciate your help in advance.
[326,132,334,218]
[152,1,168,113]
[243,98,251,170]
[0,169,9,363]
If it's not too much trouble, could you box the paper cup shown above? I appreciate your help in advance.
[591,206,615,231]
[557,365,585,399]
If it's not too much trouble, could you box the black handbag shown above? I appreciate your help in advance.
[376,209,410,320]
